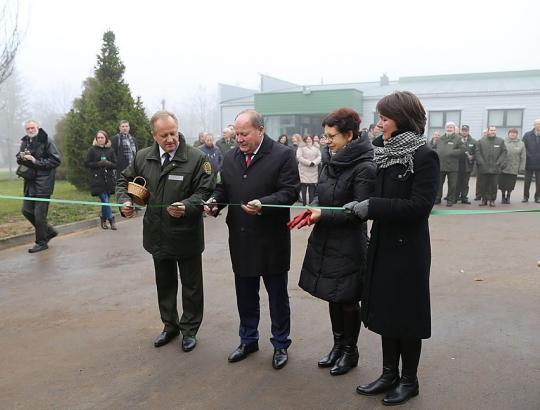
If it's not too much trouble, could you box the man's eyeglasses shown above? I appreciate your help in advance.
[322,132,341,141]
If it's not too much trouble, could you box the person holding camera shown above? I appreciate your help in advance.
[85,130,117,229]
[16,120,61,253]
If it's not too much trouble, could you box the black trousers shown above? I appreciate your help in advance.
[436,171,458,203]
[382,336,422,378]
[234,273,291,349]
[478,173,498,201]
[300,183,316,206]
[22,199,56,245]
[523,169,540,200]
[456,170,472,200]
[153,255,203,336]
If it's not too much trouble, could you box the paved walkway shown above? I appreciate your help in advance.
[1,192,539,409]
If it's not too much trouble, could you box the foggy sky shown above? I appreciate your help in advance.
[12,0,540,112]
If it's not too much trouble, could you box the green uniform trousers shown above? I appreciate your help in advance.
[436,171,458,203]
[153,255,204,336]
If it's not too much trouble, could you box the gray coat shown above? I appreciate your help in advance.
[501,138,526,175]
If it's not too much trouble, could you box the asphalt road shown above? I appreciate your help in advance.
[1,189,539,409]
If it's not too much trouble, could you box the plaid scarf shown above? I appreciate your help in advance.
[374,131,427,175]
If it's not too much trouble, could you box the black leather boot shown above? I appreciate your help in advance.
[356,366,399,396]
[108,216,117,230]
[382,375,419,406]
[330,303,360,376]
[330,344,358,375]
[100,216,108,229]
[506,190,512,204]
[318,332,343,368]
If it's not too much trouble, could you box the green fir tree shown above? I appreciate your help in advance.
[60,30,151,191]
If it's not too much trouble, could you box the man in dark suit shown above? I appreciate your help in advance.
[205,109,300,369]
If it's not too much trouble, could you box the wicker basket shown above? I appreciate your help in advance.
[127,176,150,205]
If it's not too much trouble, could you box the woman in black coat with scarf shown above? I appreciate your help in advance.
[85,130,117,230]
[291,108,376,376]
[345,91,439,406]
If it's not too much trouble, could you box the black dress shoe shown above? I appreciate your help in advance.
[272,348,288,369]
[461,199,471,204]
[228,342,259,363]
[154,330,180,347]
[330,345,358,376]
[383,376,419,406]
[28,243,49,253]
[356,367,399,396]
[181,335,197,352]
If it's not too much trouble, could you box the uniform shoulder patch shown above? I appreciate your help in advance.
[203,161,212,175]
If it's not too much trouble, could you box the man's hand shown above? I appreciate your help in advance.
[203,198,219,217]
[121,201,135,218]
[167,202,186,218]
[241,199,262,215]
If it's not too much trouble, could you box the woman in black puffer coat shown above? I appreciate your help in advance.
[295,108,376,376]
[85,130,117,230]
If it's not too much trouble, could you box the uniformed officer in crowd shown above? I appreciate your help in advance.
[476,126,507,207]
[117,110,214,352]
[432,122,464,206]
[456,125,477,204]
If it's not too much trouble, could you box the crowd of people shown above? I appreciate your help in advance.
[13,93,540,406]
[429,121,539,206]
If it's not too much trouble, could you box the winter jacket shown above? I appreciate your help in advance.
[216,137,237,157]
[212,135,300,277]
[298,137,376,303]
[116,134,214,259]
[432,133,464,172]
[85,141,117,196]
[111,133,138,174]
[16,128,61,197]
[198,144,223,173]
[459,136,477,173]
[501,138,526,175]
[476,136,507,174]
[296,145,322,184]
[362,136,439,340]
[522,129,540,170]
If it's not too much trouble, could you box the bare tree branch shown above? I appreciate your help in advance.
[0,2,20,86]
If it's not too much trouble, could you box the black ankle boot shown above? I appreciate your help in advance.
[506,191,512,204]
[356,366,399,395]
[330,345,358,375]
[318,332,343,368]
[108,216,117,230]
[100,216,108,229]
[382,375,419,406]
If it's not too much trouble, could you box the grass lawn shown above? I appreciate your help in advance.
[0,177,117,238]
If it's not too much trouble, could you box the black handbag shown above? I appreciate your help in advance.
[16,164,37,180]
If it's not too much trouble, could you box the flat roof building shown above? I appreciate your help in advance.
[219,70,540,139]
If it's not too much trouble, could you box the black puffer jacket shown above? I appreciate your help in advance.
[85,142,117,196]
[298,136,376,303]
[16,128,61,197]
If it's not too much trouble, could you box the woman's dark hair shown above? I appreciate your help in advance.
[322,108,361,139]
[302,135,313,143]
[376,91,426,135]
[278,134,288,144]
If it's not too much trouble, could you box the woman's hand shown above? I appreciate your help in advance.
[343,200,369,219]
[308,207,321,223]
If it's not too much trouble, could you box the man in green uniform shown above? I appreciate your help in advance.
[432,122,465,206]
[117,110,214,352]
[476,126,507,207]
[456,125,477,204]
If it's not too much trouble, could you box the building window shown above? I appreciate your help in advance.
[427,110,461,138]
[487,109,523,137]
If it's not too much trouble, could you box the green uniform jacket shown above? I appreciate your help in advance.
[476,136,507,174]
[216,137,237,157]
[116,135,214,259]
[460,136,477,173]
[432,133,465,172]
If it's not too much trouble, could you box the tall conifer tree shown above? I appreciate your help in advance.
[61,31,151,190]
